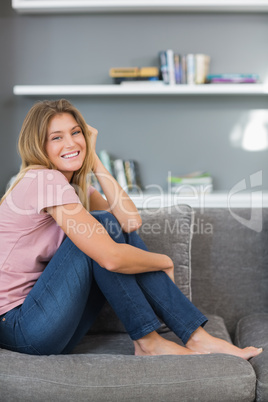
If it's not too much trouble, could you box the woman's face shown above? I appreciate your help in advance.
[46,113,87,181]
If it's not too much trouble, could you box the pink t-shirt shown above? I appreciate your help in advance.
[0,169,95,315]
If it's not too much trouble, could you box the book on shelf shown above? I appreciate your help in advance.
[97,150,142,193]
[195,54,211,84]
[114,159,142,193]
[159,50,210,85]
[113,159,128,190]
[122,160,140,192]
[168,171,213,194]
[206,73,259,84]
[109,66,160,84]
[109,67,159,78]
[113,77,161,85]
[166,49,176,85]
[158,51,169,84]
[186,54,195,85]
[98,149,114,175]
[174,53,181,84]
[181,55,187,84]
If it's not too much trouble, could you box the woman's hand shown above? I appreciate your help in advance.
[163,265,175,283]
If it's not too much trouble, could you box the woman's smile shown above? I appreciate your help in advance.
[61,151,80,159]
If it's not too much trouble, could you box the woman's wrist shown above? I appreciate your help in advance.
[91,154,101,174]
[163,263,175,283]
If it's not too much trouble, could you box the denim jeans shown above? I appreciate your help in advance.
[0,211,207,355]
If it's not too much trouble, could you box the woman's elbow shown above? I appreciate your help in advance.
[99,248,123,272]
[134,216,142,230]
[123,216,142,233]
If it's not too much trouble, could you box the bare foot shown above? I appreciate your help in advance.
[134,331,200,356]
[186,327,263,360]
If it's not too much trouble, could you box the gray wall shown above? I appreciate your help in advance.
[1,1,268,195]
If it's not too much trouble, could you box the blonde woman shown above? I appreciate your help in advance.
[0,99,262,358]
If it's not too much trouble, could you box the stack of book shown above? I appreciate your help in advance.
[159,50,210,85]
[109,67,160,85]
[109,56,260,87]
[168,171,213,194]
[206,73,259,84]
[95,150,142,193]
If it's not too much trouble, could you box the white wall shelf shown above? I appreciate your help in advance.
[13,84,268,97]
[130,191,268,209]
[11,0,268,14]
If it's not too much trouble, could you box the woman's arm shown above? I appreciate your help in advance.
[88,124,142,233]
[47,203,174,278]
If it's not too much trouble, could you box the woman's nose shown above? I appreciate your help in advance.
[64,134,75,148]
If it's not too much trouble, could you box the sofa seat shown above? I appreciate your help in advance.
[0,314,256,402]
[235,313,268,402]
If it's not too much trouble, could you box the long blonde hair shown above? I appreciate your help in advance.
[1,99,95,210]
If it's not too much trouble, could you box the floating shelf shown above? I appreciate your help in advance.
[13,84,268,97]
[11,0,268,14]
[130,191,268,209]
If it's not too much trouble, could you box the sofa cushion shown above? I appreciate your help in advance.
[0,349,256,402]
[139,204,193,300]
[235,313,268,401]
[0,314,256,402]
[191,208,268,339]
[90,205,194,334]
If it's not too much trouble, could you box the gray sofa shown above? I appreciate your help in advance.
[0,205,267,401]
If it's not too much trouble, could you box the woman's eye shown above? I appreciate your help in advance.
[72,130,81,135]
[52,136,61,141]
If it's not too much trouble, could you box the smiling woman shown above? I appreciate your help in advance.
[0,99,262,360]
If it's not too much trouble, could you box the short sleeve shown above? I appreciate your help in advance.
[24,169,81,214]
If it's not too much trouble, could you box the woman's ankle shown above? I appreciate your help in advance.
[134,331,159,355]
[134,331,200,356]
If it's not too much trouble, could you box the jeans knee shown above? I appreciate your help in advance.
[59,237,93,278]
[91,210,118,227]
[91,210,123,241]
[91,210,114,220]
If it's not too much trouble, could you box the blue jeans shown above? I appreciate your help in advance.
[0,211,207,355]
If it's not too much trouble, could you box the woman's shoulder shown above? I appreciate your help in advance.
[22,168,70,189]
[12,168,71,203]
[26,167,67,180]
[1,168,78,216]
[21,168,80,213]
